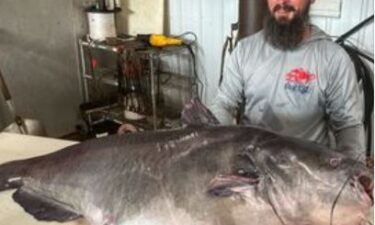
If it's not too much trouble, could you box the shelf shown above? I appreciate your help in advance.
[84,74,119,87]
[78,37,193,132]
[83,67,119,86]
[80,38,146,53]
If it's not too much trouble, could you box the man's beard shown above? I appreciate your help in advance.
[264,4,310,50]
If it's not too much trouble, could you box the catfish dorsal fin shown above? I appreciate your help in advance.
[181,98,220,127]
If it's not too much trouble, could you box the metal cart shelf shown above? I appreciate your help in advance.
[78,37,193,134]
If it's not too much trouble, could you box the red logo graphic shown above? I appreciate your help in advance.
[285,68,316,84]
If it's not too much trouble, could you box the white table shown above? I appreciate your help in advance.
[0,133,89,225]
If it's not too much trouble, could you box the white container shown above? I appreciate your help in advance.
[114,0,121,9]
[87,11,116,41]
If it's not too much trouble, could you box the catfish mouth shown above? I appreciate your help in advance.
[349,173,374,205]
[358,174,373,203]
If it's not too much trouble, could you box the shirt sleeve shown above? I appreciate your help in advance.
[209,44,245,125]
[325,48,366,159]
[335,126,366,161]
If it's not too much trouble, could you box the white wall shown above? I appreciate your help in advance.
[169,0,374,105]
[312,0,374,53]
[169,0,239,103]
[119,0,165,35]
[0,0,88,137]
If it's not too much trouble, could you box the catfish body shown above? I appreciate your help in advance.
[0,126,373,225]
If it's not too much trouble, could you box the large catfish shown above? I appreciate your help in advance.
[0,99,373,225]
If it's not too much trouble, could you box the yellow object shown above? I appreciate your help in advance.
[149,34,183,47]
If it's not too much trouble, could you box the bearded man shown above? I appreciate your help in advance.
[210,0,365,160]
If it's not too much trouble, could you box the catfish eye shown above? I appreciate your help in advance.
[329,157,342,168]
[272,154,292,168]
[237,169,246,175]
[270,154,289,165]
[279,157,288,165]
[236,168,259,179]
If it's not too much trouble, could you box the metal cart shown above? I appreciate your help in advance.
[78,37,195,136]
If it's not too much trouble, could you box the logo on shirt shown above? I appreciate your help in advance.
[284,68,316,94]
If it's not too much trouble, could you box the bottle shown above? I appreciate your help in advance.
[115,0,121,9]
[106,0,115,11]
[98,0,106,11]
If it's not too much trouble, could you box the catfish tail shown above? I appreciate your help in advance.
[0,160,29,191]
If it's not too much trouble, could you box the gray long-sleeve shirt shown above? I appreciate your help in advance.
[210,25,365,159]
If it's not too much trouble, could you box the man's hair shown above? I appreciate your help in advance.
[264,3,311,50]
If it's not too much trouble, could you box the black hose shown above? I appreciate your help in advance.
[184,43,203,99]
[219,37,232,86]
[335,15,374,44]
[334,15,374,157]
[220,23,239,86]
[344,45,373,155]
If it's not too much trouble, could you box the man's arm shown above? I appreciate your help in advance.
[209,45,245,125]
[325,48,366,160]
[335,125,365,160]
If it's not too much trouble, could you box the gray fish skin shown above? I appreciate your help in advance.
[0,126,373,225]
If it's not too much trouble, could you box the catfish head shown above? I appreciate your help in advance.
[236,135,372,224]
[183,98,372,224]
[207,135,372,225]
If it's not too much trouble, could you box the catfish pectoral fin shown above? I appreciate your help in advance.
[13,189,82,222]
[207,174,259,197]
